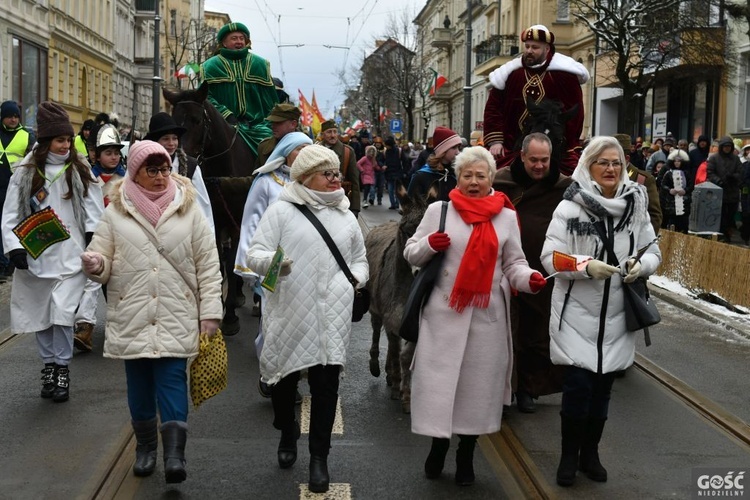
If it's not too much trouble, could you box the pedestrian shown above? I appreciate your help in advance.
[483,25,589,174]
[741,157,750,245]
[1,101,104,402]
[81,140,222,483]
[372,136,386,204]
[707,136,743,242]
[319,120,361,216]
[357,145,377,208]
[234,131,312,398]
[645,136,675,174]
[144,112,215,234]
[202,22,278,156]
[246,144,368,493]
[403,146,546,486]
[614,134,662,234]
[255,103,302,170]
[74,119,95,159]
[689,135,711,179]
[494,132,572,413]
[541,136,661,487]
[73,123,126,353]
[408,126,460,201]
[658,149,692,233]
[383,136,404,209]
[0,100,35,280]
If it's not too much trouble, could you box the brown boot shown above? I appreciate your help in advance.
[73,323,94,352]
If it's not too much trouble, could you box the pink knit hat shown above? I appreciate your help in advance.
[126,140,172,179]
[432,126,461,157]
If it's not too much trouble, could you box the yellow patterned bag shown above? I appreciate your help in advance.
[190,330,228,407]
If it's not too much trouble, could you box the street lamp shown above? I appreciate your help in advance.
[152,2,161,116]
[463,0,473,141]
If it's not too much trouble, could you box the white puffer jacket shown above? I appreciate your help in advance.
[246,193,368,385]
[85,175,223,359]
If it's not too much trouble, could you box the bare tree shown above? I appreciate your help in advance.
[570,0,732,135]
[162,4,216,89]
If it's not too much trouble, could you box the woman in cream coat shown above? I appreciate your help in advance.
[404,146,546,487]
[82,141,222,484]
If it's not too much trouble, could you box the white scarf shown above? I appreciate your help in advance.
[279,181,350,212]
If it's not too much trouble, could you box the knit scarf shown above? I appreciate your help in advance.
[124,177,176,227]
[447,189,516,313]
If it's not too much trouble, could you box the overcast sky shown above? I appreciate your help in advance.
[204,0,421,119]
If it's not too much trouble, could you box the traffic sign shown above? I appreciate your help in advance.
[390,119,402,133]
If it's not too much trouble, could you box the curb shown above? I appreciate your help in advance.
[650,285,750,340]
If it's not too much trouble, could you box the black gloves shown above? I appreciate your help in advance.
[9,249,28,270]
[85,232,93,246]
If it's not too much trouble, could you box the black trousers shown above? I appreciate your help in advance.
[271,364,341,457]
[560,366,616,420]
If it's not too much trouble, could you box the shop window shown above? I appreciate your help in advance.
[12,36,48,129]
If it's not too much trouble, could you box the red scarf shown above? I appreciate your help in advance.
[447,189,516,313]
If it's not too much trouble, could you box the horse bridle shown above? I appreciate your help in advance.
[178,101,240,165]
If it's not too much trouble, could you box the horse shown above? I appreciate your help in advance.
[162,84,255,335]
[518,97,579,171]
[365,185,437,413]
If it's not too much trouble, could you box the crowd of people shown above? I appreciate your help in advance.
[0,17,745,496]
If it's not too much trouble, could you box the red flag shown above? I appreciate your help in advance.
[552,251,590,273]
[427,68,447,96]
[298,90,314,127]
[311,91,326,123]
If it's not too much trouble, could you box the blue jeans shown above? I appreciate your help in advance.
[560,365,615,420]
[387,179,399,208]
[125,358,188,422]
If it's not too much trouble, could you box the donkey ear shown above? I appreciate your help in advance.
[396,181,410,207]
[425,185,439,204]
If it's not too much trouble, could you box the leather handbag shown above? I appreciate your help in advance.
[398,201,448,343]
[592,219,659,346]
[294,204,370,322]
[622,277,661,334]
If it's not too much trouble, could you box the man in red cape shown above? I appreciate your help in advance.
[483,25,589,175]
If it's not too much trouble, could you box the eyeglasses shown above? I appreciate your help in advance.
[321,170,342,182]
[593,159,623,169]
[144,166,172,178]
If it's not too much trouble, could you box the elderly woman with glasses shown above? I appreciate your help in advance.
[541,136,661,487]
[81,140,223,484]
[246,144,368,493]
[403,146,546,487]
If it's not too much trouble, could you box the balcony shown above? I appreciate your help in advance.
[474,34,518,76]
[430,84,451,102]
[431,28,453,50]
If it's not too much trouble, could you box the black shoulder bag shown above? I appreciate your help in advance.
[592,220,659,346]
[398,201,449,343]
[294,204,370,322]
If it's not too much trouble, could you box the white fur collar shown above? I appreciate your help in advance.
[488,52,590,90]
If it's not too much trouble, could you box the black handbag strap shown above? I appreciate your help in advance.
[294,204,357,288]
[437,201,448,233]
[590,217,619,268]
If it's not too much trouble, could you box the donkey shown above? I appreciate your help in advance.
[365,185,436,413]
[162,84,255,335]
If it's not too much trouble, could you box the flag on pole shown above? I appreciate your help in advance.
[175,63,200,79]
[379,107,391,122]
[552,251,591,272]
[311,91,326,124]
[298,90,314,127]
[426,68,448,96]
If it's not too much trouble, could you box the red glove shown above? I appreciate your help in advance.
[427,232,451,251]
[529,272,547,293]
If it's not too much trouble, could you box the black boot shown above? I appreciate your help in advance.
[277,421,300,469]
[579,417,608,482]
[309,455,329,493]
[132,418,159,477]
[424,437,450,479]
[40,364,56,399]
[52,365,69,403]
[556,413,586,487]
[161,420,188,483]
[455,434,477,486]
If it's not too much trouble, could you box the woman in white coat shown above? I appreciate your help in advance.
[81,140,222,484]
[541,136,661,487]
[403,146,546,486]
[246,144,368,494]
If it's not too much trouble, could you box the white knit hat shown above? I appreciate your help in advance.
[290,144,340,181]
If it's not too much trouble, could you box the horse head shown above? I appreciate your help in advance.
[524,97,578,161]
[163,84,211,159]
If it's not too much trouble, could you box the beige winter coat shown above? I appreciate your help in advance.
[85,175,223,359]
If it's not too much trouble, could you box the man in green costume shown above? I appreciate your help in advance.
[201,22,278,157]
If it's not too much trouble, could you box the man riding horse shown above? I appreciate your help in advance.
[201,22,278,156]
[483,24,589,175]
